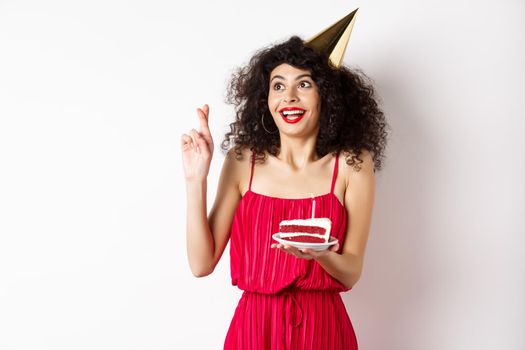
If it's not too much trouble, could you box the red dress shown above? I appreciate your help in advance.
[224,150,358,350]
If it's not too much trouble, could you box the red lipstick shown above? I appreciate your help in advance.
[279,107,306,124]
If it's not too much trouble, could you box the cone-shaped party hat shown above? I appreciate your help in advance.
[305,8,359,68]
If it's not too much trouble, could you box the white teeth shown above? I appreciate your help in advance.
[282,110,305,116]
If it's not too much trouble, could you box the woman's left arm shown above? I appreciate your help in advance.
[272,150,376,289]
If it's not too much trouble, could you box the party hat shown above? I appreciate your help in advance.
[305,8,359,68]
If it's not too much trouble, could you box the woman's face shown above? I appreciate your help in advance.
[267,63,321,136]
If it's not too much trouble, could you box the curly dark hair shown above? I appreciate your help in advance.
[220,35,389,171]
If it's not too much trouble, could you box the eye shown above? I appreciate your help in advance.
[299,81,312,88]
[273,82,285,91]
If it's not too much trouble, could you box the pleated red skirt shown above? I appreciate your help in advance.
[224,290,357,350]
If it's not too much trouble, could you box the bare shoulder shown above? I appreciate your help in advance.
[339,149,375,203]
[205,146,253,271]
[222,146,253,196]
[341,149,375,182]
[340,149,376,278]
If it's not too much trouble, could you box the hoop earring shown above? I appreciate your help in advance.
[261,114,278,134]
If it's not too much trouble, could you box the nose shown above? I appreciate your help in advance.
[283,88,299,103]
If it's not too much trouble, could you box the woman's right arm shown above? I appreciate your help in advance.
[181,104,242,277]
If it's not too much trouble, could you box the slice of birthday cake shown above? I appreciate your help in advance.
[278,217,331,244]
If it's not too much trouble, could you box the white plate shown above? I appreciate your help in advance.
[272,233,339,251]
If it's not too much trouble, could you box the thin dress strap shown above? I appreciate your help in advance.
[330,151,340,195]
[248,149,256,191]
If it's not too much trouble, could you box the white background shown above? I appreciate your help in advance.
[1,1,524,349]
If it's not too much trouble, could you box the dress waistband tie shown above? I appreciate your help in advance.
[283,291,303,349]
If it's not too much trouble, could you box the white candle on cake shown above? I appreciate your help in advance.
[311,193,316,219]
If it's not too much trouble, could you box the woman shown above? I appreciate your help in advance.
[181,34,387,349]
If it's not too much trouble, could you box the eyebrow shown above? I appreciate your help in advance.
[270,74,313,83]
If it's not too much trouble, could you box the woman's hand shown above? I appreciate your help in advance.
[270,242,340,260]
[181,104,214,182]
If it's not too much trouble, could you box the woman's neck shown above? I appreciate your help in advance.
[275,136,320,169]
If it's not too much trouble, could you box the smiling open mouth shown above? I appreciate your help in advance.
[279,108,306,124]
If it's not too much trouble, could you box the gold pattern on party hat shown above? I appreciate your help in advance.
[305,8,359,68]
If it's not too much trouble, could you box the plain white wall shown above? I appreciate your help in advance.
[1,0,524,349]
